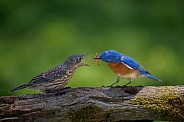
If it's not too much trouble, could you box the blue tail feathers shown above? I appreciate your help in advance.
[141,71,162,81]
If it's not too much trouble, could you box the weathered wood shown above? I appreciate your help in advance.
[0,85,184,122]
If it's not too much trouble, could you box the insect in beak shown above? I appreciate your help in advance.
[90,53,101,66]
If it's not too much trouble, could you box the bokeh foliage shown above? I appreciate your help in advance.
[0,0,183,96]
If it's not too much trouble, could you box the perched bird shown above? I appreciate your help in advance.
[94,50,162,86]
[10,54,88,93]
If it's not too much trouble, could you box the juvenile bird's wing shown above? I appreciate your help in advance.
[10,65,68,92]
[121,56,145,71]
[28,65,68,85]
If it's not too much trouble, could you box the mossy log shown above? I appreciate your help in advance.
[0,85,184,122]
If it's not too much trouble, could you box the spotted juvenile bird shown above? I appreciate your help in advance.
[10,54,88,93]
[94,50,162,86]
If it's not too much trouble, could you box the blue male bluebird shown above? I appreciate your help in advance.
[94,50,162,86]
[10,54,88,93]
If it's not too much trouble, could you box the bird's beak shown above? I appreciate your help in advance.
[85,63,89,66]
[94,57,101,59]
[82,53,89,66]
[84,53,88,57]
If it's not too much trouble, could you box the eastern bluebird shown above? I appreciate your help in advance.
[10,54,88,93]
[94,50,162,86]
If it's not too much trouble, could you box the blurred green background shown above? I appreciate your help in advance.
[0,0,183,96]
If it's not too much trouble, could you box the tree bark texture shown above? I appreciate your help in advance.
[0,85,184,122]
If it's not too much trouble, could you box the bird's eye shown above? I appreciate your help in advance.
[77,57,82,60]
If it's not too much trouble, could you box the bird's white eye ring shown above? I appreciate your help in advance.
[77,57,82,60]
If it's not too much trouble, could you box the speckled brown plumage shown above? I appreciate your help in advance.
[10,54,88,93]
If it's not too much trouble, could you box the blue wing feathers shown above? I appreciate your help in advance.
[121,56,145,71]
[121,56,162,81]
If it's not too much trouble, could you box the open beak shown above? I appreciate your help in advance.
[83,53,88,57]
[85,63,89,66]
[82,53,89,66]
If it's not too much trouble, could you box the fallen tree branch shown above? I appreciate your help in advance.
[0,85,184,122]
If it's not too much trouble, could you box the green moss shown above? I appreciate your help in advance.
[129,88,184,121]
[71,105,104,122]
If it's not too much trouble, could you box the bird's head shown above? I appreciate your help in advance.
[65,54,89,68]
[95,50,122,64]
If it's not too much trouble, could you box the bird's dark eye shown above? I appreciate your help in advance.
[77,57,82,61]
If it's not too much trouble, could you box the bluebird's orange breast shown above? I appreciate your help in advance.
[108,62,140,79]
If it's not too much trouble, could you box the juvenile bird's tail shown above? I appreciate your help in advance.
[141,71,162,81]
[10,83,30,92]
